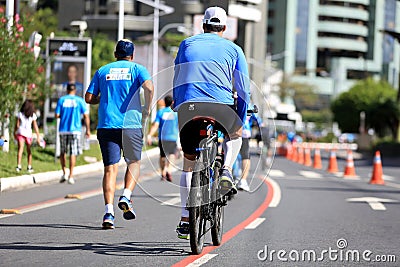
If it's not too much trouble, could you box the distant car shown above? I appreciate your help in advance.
[339,133,358,143]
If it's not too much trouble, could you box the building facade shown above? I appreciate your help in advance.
[267,0,400,97]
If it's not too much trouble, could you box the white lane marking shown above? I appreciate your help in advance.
[386,182,400,189]
[299,171,322,179]
[0,214,16,219]
[268,169,285,177]
[369,202,386,210]
[346,197,399,211]
[187,254,218,267]
[161,197,181,206]
[267,178,281,208]
[383,175,395,181]
[245,217,266,229]
[334,172,344,177]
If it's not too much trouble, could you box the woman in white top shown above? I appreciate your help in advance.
[14,100,40,173]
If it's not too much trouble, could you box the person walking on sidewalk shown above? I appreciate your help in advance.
[85,39,154,229]
[14,99,41,173]
[147,95,179,182]
[55,83,90,185]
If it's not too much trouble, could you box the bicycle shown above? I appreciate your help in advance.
[187,106,257,255]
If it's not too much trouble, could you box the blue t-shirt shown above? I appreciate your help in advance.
[173,33,250,122]
[86,60,151,129]
[55,94,88,134]
[154,107,179,141]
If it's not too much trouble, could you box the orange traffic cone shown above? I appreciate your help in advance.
[313,148,322,169]
[369,151,384,185]
[286,144,293,160]
[327,149,339,173]
[343,150,357,178]
[304,147,312,167]
[292,145,298,162]
[297,146,304,164]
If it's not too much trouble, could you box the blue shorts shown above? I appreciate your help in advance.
[97,128,143,166]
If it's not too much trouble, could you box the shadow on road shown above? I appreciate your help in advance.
[0,241,189,257]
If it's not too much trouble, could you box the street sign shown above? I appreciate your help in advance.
[346,197,399,211]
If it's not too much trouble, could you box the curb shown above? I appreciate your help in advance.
[0,147,159,193]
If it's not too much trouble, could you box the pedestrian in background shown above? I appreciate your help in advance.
[147,95,179,182]
[85,39,154,229]
[55,83,90,185]
[14,99,41,173]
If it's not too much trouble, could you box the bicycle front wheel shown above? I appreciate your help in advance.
[188,170,207,255]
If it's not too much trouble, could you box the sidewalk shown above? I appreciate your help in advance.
[0,148,159,193]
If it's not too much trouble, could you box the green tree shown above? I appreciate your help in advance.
[279,75,318,109]
[22,7,58,44]
[331,78,399,139]
[91,33,115,75]
[0,9,47,125]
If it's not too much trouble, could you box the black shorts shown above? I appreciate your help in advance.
[178,102,242,155]
[97,128,143,166]
[159,140,177,157]
[240,138,250,159]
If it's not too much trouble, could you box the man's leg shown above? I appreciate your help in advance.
[103,164,119,205]
[69,155,76,178]
[97,128,121,229]
[165,153,175,182]
[159,140,167,179]
[118,128,143,220]
[180,154,195,222]
[60,153,67,176]
[160,156,166,178]
[220,130,243,194]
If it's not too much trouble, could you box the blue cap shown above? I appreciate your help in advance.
[115,39,134,58]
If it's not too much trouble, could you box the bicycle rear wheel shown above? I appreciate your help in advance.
[188,170,207,255]
[211,162,224,246]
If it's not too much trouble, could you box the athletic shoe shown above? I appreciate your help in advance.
[166,172,172,182]
[219,168,237,195]
[102,213,115,229]
[68,177,75,184]
[237,179,250,192]
[15,166,22,173]
[59,175,67,183]
[176,221,190,240]
[118,196,136,220]
[27,166,34,173]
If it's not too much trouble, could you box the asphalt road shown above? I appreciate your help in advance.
[0,148,399,267]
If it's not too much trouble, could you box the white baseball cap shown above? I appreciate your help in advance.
[203,6,227,26]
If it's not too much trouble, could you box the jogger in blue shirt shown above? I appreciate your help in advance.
[85,39,154,229]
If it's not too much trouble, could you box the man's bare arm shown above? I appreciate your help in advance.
[142,79,154,116]
[85,92,100,105]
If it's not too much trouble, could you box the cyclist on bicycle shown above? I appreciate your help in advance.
[173,6,250,239]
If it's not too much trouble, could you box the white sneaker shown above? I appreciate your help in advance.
[60,175,67,183]
[237,179,250,192]
[68,177,75,184]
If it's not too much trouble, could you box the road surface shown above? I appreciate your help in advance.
[0,149,399,266]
